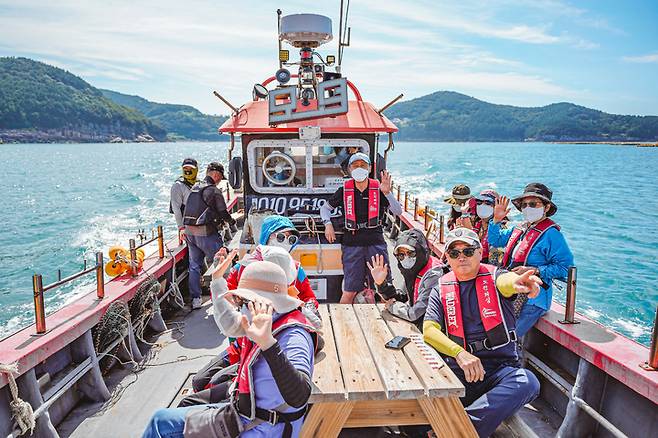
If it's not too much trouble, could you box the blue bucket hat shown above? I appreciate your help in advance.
[259,215,300,246]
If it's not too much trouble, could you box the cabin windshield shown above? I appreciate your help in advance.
[247,138,369,194]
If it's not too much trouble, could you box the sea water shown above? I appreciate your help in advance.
[1,142,656,346]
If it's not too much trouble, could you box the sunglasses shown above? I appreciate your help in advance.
[394,250,416,261]
[274,232,299,246]
[476,200,494,206]
[446,246,478,259]
[520,201,544,209]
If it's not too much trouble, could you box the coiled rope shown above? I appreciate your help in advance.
[304,216,324,274]
[0,362,35,436]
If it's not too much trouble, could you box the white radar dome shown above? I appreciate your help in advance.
[279,14,332,48]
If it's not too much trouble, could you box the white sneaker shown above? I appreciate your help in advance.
[192,297,203,309]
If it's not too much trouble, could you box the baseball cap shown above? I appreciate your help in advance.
[444,227,481,249]
[182,158,198,168]
[348,152,371,166]
[207,162,225,173]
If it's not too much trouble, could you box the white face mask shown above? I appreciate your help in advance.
[400,257,416,270]
[522,206,545,223]
[268,238,292,253]
[476,204,494,219]
[351,167,369,182]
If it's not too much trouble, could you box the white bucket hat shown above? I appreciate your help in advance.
[259,246,297,285]
[232,261,303,313]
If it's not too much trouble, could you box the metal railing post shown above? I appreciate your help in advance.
[157,225,165,259]
[559,267,580,324]
[413,198,419,221]
[396,184,401,202]
[439,215,445,244]
[95,252,105,299]
[129,239,138,277]
[404,192,409,212]
[424,205,430,231]
[641,306,658,371]
[32,274,46,334]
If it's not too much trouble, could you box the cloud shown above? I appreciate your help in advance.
[622,52,658,64]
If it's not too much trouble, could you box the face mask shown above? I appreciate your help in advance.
[400,257,416,270]
[351,167,369,182]
[476,204,494,219]
[452,204,462,212]
[522,206,545,223]
[268,238,292,253]
[183,167,197,184]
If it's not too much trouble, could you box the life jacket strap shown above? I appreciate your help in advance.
[467,330,517,353]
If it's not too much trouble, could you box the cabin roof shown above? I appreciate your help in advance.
[219,100,398,134]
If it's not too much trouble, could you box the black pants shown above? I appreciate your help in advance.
[191,353,230,393]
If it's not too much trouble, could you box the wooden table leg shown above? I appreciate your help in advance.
[418,396,478,438]
[300,401,355,438]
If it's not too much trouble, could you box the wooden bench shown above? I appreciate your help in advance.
[301,304,477,438]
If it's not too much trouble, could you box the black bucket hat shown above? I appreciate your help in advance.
[444,184,472,205]
[512,183,558,217]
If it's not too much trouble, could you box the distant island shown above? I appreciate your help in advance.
[384,91,658,142]
[1,57,657,144]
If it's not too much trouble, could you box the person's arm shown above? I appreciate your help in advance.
[495,271,518,298]
[384,192,403,216]
[319,202,334,224]
[487,219,514,248]
[388,279,432,322]
[170,183,184,229]
[261,328,313,408]
[375,281,405,301]
[422,287,464,357]
[210,277,246,337]
[295,267,319,308]
[536,229,574,283]
[207,188,235,225]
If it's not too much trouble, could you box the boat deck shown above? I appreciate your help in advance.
[56,238,560,437]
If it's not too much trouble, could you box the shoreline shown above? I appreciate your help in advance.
[551,141,658,147]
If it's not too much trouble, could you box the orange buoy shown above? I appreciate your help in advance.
[136,248,145,262]
[105,261,125,277]
[109,246,127,260]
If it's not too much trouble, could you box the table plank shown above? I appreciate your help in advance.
[343,399,429,427]
[352,304,425,399]
[309,305,347,403]
[377,304,464,397]
[329,304,386,400]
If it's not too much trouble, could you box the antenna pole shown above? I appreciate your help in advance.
[338,0,344,68]
[277,9,283,69]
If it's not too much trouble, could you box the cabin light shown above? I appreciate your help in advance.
[326,55,335,65]
[279,50,290,62]
[252,84,269,100]
[275,68,291,84]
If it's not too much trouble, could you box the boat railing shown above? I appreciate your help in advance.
[392,182,446,245]
[31,225,165,335]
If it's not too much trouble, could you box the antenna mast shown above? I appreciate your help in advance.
[337,0,351,73]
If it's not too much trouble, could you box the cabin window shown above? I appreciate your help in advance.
[247,139,369,194]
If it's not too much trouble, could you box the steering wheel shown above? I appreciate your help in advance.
[262,151,297,185]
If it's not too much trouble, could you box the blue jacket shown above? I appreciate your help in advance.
[487,220,574,311]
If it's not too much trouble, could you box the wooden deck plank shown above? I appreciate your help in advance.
[352,304,425,399]
[329,304,387,400]
[377,303,464,397]
[309,305,347,403]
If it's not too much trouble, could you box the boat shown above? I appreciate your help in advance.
[1,7,657,438]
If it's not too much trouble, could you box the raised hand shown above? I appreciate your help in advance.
[456,216,473,229]
[380,170,392,195]
[211,248,238,280]
[456,350,485,382]
[493,195,511,223]
[366,254,389,286]
[240,299,276,350]
[512,269,542,298]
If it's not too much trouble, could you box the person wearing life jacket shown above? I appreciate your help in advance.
[423,228,541,437]
[170,157,198,241]
[487,183,574,337]
[183,162,236,310]
[469,190,508,266]
[367,229,446,328]
[142,261,316,438]
[320,152,403,304]
[445,184,473,230]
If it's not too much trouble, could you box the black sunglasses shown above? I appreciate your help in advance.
[520,201,544,209]
[447,246,478,259]
[274,232,299,246]
[394,250,416,261]
[476,200,494,206]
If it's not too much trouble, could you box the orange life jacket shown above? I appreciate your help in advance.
[501,218,559,268]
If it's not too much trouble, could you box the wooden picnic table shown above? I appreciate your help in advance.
[301,304,477,438]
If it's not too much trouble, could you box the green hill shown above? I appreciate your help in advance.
[100,89,227,141]
[0,57,166,143]
[384,91,658,142]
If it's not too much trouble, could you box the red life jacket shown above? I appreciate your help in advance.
[235,310,317,419]
[413,256,441,303]
[439,264,513,351]
[343,178,380,231]
[501,218,559,268]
